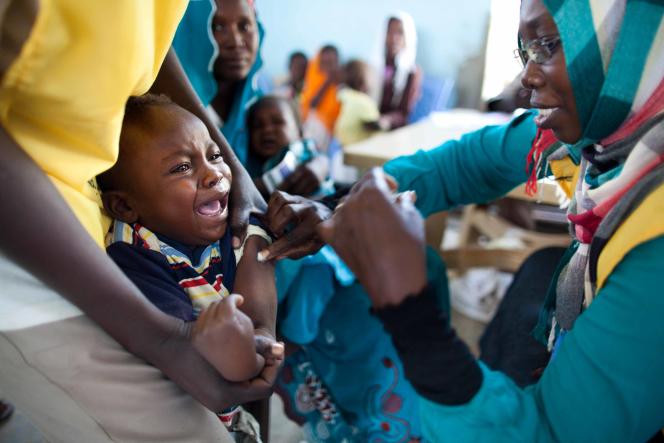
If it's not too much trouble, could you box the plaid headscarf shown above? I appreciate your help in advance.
[535,0,664,334]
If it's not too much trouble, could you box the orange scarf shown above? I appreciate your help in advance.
[300,53,341,132]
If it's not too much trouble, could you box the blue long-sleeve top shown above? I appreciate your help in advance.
[381,111,664,443]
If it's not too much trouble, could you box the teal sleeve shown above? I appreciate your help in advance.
[383,111,537,217]
[418,235,664,443]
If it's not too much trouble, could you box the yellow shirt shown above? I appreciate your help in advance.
[334,88,380,146]
[0,0,187,246]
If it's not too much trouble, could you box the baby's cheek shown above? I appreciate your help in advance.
[224,164,233,184]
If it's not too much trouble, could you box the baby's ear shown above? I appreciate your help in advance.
[102,191,138,223]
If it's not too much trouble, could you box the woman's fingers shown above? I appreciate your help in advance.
[260,192,331,260]
[265,192,302,235]
[317,173,427,307]
[351,168,398,196]
[316,218,335,245]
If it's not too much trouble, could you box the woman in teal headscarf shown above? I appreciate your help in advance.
[315,0,664,441]
[173,0,264,171]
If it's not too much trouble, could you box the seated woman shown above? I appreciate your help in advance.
[370,12,422,131]
[312,0,664,441]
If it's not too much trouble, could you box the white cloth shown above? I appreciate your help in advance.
[0,252,82,331]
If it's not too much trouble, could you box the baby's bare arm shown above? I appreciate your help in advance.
[234,236,277,340]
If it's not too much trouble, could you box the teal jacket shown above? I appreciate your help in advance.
[384,111,664,443]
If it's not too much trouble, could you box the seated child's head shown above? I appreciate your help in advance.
[343,59,372,95]
[247,95,303,161]
[98,94,232,246]
[288,51,308,85]
[319,44,339,76]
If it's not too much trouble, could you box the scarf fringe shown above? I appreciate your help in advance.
[525,127,558,195]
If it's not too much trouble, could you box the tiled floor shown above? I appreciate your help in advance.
[269,395,305,443]
[0,407,45,443]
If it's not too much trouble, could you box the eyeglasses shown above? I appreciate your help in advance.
[514,35,561,67]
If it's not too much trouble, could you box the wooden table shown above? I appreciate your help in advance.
[343,109,561,206]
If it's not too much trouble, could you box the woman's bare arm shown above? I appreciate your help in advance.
[0,125,278,411]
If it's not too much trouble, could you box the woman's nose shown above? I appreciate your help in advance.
[520,61,544,90]
[225,26,244,48]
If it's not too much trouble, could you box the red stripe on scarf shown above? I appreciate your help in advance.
[569,152,664,242]
[569,211,602,243]
[602,78,664,146]
[597,154,664,217]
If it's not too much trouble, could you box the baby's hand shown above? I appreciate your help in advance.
[279,157,328,197]
[192,294,253,343]
[192,294,261,381]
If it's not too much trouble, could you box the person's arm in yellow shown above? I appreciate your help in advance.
[0,39,275,414]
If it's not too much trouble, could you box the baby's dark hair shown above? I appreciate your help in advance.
[122,93,175,133]
[97,93,176,192]
[344,59,371,93]
[246,95,304,134]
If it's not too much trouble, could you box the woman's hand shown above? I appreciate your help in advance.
[258,191,332,261]
[279,156,329,197]
[317,168,427,308]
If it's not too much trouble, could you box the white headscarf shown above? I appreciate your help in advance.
[374,11,418,106]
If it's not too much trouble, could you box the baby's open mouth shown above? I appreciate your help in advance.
[196,194,228,217]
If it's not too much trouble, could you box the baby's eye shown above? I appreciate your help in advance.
[212,23,224,32]
[240,20,254,32]
[170,163,191,174]
[209,152,223,162]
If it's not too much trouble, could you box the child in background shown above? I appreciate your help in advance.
[98,94,281,433]
[274,51,308,100]
[334,59,381,146]
[300,45,342,151]
[246,95,333,198]
[247,97,450,443]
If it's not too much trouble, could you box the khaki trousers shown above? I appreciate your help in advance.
[0,256,232,442]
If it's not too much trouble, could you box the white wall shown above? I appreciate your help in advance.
[257,0,492,86]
